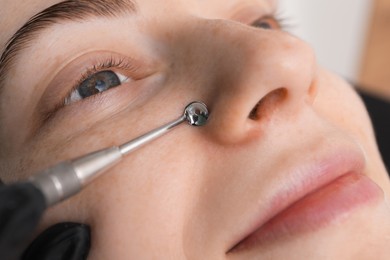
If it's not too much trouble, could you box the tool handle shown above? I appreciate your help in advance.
[29,147,122,207]
[29,162,81,207]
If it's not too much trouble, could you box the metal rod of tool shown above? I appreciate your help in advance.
[119,115,186,155]
[29,101,209,207]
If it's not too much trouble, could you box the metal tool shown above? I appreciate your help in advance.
[29,101,209,207]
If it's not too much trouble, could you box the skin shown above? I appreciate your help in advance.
[1,0,390,259]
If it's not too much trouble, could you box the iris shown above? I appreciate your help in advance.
[77,70,121,99]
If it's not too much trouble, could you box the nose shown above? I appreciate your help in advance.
[169,19,318,144]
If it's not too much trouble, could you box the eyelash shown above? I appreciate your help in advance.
[275,12,293,30]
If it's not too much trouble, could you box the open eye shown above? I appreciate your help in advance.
[65,70,129,105]
[251,16,281,30]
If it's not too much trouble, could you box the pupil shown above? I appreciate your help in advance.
[95,80,107,92]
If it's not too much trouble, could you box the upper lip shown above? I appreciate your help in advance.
[227,145,366,252]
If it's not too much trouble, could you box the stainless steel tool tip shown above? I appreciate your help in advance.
[184,101,209,126]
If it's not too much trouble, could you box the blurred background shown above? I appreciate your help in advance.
[279,0,390,100]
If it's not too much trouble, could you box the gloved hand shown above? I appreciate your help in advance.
[0,183,45,259]
[22,222,91,260]
[0,182,91,260]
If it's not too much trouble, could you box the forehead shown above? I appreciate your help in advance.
[1,0,58,48]
[0,0,276,47]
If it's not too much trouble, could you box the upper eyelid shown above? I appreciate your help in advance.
[71,57,134,89]
[229,4,277,24]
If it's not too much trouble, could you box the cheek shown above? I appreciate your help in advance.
[314,68,375,145]
[313,69,390,189]
[40,128,209,255]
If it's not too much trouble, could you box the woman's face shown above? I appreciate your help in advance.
[1,0,390,258]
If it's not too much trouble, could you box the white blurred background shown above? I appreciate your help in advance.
[278,0,373,82]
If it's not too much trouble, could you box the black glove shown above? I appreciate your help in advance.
[0,182,91,260]
[0,183,46,259]
[22,222,91,260]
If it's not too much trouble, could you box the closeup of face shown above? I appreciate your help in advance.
[1,0,390,259]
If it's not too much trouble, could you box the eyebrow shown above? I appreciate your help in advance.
[0,0,137,89]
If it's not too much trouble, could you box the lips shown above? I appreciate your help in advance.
[227,148,384,253]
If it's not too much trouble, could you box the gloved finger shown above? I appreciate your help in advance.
[22,222,91,260]
[0,183,46,260]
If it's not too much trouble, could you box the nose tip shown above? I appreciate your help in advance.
[196,21,318,144]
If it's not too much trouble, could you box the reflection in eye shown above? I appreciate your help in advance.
[251,16,281,30]
[65,70,129,105]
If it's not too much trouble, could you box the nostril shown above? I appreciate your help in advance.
[248,88,287,120]
[249,102,261,120]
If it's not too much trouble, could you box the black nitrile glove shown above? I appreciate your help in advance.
[22,222,91,260]
[0,183,46,260]
[0,182,91,260]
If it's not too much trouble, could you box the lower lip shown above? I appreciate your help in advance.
[231,173,383,252]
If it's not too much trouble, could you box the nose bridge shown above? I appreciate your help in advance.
[168,18,317,144]
[167,19,259,85]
